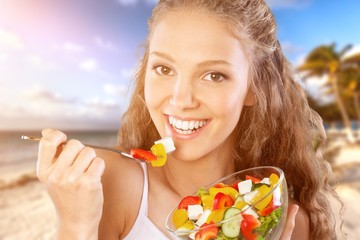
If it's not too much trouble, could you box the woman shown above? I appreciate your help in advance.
[37,0,343,239]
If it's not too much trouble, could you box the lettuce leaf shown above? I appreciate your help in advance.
[255,208,282,236]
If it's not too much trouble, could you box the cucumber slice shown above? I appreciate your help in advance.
[221,207,243,238]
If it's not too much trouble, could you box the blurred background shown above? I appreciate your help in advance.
[0,0,359,239]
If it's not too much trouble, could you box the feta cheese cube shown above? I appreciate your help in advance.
[238,179,252,195]
[242,204,259,218]
[244,189,259,204]
[155,137,176,153]
[187,204,204,220]
[195,209,211,227]
[260,177,270,185]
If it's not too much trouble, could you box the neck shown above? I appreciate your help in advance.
[150,146,236,198]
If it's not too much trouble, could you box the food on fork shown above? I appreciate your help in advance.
[130,136,176,167]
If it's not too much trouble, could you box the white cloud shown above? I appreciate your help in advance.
[79,58,97,71]
[103,83,128,97]
[23,86,76,104]
[63,42,85,52]
[342,45,360,60]
[281,41,304,56]
[26,55,57,70]
[95,37,119,52]
[302,74,334,104]
[266,0,312,9]
[0,28,25,50]
[0,53,8,61]
[120,68,135,80]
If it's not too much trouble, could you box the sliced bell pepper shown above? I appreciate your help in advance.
[130,148,157,162]
[213,182,227,188]
[172,209,188,228]
[240,214,261,240]
[246,175,261,184]
[178,196,202,210]
[200,194,213,210]
[252,185,272,210]
[257,196,279,216]
[178,220,195,231]
[150,143,167,167]
[212,192,234,210]
[206,207,228,224]
[209,186,239,201]
[195,222,219,240]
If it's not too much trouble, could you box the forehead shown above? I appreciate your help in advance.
[148,9,248,64]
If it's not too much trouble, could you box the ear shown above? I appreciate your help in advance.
[244,89,255,106]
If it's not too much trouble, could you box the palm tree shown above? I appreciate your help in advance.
[340,52,360,138]
[297,43,356,142]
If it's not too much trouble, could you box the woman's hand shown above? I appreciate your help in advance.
[37,129,105,239]
[279,204,299,240]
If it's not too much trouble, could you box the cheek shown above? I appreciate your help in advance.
[210,88,247,123]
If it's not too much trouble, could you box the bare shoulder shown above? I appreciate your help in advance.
[289,197,310,240]
[96,148,145,239]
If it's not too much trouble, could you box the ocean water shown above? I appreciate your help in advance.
[0,130,118,176]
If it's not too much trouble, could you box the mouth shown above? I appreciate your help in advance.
[168,115,208,135]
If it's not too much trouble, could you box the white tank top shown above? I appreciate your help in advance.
[123,163,169,240]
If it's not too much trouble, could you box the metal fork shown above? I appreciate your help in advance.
[21,135,146,163]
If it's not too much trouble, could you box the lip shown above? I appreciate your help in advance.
[165,114,210,140]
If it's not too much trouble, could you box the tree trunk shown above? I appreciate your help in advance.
[330,73,355,142]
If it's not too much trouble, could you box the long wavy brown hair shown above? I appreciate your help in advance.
[118,0,344,238]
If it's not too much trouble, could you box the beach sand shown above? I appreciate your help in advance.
[0,176,56,240]
[1,140,360,239]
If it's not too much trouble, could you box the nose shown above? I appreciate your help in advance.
[169,77,198,110]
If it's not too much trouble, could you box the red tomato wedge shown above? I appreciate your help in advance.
[241,214,261,240]
[130,148,157,162]
[245,175,261,183]
[195,222,219,240]
[178,196,201,210]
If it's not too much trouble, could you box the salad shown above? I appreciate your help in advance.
[130,137,175,167]
[171,173,284,240]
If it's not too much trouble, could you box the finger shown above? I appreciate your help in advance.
[85,157,105,179]
[54,139,85,171]
[69,147,97,177]
[280,204,299,240]
[37,129,67,173]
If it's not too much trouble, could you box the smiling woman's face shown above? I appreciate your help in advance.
[144,9,253,161]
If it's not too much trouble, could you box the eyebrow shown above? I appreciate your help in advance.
[149,51,233,67]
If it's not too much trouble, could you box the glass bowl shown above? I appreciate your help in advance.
[165,166,288,240]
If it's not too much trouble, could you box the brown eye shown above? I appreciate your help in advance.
[155,65,174,76]
[203,72,225,82]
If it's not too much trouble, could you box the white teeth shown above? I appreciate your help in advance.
[189,121,195,129]
[168,116,207,133]
[175,120,182,129]
[182,121,189,130]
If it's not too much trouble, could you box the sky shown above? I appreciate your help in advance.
[0,0,359,131]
